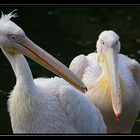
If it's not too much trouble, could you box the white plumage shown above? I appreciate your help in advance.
[0,11,106,133]
[70,30,140,133]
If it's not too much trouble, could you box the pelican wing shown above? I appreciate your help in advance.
[59,85,106,133]
[70,53,102,89]
[32,77,106,133]
[128,58,140,90]
[69,54,88,79]
[82,53,102,88]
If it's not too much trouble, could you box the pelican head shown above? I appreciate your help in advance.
[96,30,122,121]
[0,10,87,93]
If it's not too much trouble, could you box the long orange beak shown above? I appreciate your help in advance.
[102,47,122,121]
[11,36,87,93]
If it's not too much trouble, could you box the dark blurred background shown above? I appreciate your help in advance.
[0,5,140,134]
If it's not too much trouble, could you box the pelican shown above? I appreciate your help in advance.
[69,30,140,133]
[0,11,107,133]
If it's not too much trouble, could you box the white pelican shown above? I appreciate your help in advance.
[69,30,140,133]
[0,11,106,133]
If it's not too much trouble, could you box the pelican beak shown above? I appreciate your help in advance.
[104,46,122,121]
[12,36,87,93]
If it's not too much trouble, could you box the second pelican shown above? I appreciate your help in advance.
[69,30,140,133]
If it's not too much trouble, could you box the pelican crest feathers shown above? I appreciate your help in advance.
[0,9,18,22]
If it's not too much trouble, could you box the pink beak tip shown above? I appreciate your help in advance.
[115,113,121,122]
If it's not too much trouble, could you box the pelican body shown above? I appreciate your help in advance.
[0,11,106,133]
[69,30,140,133]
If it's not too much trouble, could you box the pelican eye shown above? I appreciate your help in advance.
[10,35,16,40]
[11,36,15,39]
[101,40,105,45]
[8,34,16,40]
